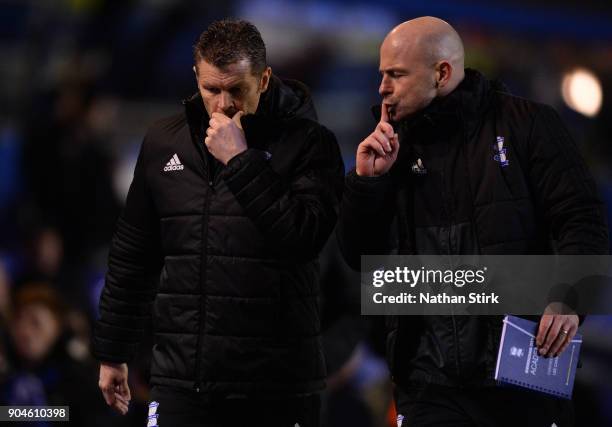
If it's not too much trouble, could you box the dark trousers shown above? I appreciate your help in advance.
[147,385,320,427]
[394,383,574,427]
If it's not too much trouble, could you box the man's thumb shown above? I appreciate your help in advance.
[232,111,244,129]
[121,379,132,400]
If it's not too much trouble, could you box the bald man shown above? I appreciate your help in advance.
[337,16,608,427]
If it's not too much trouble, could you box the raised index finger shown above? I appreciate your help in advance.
[378,103,394,137]
[380,102,389,124]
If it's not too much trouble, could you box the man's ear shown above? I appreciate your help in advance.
[435,61,452,89]
[193,65,200,90]
[259,66,272,93]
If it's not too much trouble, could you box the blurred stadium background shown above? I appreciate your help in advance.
[0,0,611,425]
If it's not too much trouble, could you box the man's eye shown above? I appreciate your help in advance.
[204,87,220,94]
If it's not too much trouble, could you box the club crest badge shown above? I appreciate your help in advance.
[493,136,509,167]
[147,401,159,426]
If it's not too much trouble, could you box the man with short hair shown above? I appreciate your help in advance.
[337,16,608,426]
[93,19,343,427]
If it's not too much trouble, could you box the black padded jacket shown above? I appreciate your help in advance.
[337,69,608,387]
[92,75,344,395]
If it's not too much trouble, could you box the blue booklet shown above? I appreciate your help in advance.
[494,315,582,399]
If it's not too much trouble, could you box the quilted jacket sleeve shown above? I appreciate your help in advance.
[223,124,344,260]
[527,105,609,255]
[92,134,162,363]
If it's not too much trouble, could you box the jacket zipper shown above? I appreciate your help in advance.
[193,123,212,393]
[451,309,461,378]
[185,100,236,391]
[441,137,462,379]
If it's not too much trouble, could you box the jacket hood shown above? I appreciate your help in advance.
[256,74,318,121]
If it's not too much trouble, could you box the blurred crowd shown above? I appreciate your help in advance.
[1,0,611,426]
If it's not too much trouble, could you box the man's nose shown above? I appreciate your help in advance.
[379,76,392,97]
[218,92,234,113]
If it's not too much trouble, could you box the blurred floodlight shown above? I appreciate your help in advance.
[561,68,603,118]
